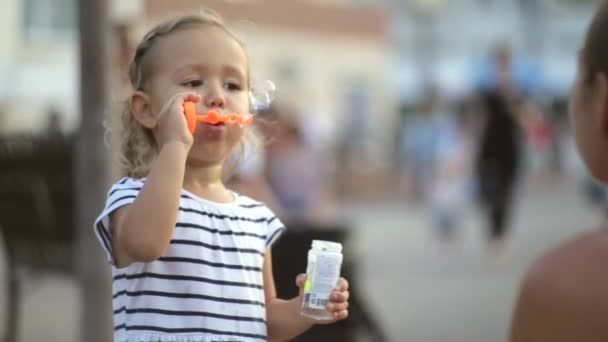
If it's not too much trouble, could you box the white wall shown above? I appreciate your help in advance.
[0,0,145,134]
[0,0,20,100]
[239,26,395,148]
[0,0,19,65]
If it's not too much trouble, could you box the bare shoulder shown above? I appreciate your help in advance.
[526,229,608,284]
[510,229,608,342]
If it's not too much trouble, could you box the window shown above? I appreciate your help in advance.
[23,0,77,40]
[549,0,595,6]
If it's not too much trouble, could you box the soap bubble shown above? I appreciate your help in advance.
[249,80,276,112]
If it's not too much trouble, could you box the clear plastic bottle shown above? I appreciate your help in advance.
[301,240,343,320]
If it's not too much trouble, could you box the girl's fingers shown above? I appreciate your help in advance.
[163,92,199,113]
[183,93,201,102]
[335,278,349,292]
[332,310,349,321]
[295,273,306,288]
[326,301,349,312]
[331,290,350,302]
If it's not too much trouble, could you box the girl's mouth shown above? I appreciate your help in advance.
[201,122,227,133]
[183,101,253,134]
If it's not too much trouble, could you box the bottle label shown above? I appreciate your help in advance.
[303,254,341,310]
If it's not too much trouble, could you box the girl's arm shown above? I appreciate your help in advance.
[264,250,315,341]
[264,250,350,342]
[110,141,190,266]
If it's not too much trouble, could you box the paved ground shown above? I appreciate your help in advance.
[339,178,601,342]
[0,177,602,342]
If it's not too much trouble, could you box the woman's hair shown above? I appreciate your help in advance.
[114,8,259,178]
[582,1,608,85]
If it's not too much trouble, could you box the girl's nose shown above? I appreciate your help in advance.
[203,83,225,109]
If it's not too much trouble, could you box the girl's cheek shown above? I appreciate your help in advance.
[232,93,250,112]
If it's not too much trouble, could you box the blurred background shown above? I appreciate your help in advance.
[0,0,605,341]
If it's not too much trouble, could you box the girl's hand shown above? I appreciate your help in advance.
[296,274,350,324]
[156,92,201,149]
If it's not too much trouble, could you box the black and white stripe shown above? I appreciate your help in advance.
[93,177,285,342]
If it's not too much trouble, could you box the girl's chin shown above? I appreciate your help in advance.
[187,147,229,166]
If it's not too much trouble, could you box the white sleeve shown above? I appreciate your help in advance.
[265,211,286,248]
[93,177,143,265]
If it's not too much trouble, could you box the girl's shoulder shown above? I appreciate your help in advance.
[106,179,278,216]
[232,193,273,213]
[106,177,145,194]
[179,188,276,216]
[114,176,145,186]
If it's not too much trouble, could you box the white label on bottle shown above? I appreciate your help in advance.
[306,254,340,310]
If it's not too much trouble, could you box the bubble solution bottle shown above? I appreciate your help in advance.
[301,240,343,320]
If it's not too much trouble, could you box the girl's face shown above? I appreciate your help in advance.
[569,53,608,182]
[145,24,249,166]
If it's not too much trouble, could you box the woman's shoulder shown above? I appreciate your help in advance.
[528,229,608,277]
[516,229,608,309]
[511,229,608,341]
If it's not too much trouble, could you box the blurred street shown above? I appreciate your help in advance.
[0,176,600,342]
[343,176,600,342]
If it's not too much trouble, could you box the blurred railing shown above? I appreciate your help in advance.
[0,134,75,342]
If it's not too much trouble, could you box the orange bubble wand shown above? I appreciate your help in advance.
[182,101,253,134]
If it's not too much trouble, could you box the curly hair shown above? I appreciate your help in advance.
[113,8,260,178]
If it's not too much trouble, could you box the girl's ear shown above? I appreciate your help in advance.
[130,91,157,129]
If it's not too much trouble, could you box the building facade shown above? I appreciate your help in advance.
[390,0,596,101]
[0,0,597,137]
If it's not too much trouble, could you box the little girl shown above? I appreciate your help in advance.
[94,9,349,342]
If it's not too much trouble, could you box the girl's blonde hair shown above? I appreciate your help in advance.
[116,8,259,178]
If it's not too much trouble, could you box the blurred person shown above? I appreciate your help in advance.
[400,86,442,201]
[395,103,412,187]
[429,102,476,252]
[521,100,554,182]
[547,97,571,177]
[337,84,370,177]
[226,141,284,215]
[475,46,526,263]
[44,105,64,136]
[264,105,336,225]
[510,2,608,341]
[261,106,383,342]
[226,107,284,216]
[93,10,349,342]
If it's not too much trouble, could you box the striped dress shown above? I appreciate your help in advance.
[94,177,285,342]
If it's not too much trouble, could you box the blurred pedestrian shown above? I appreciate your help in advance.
[264,105,336,225]
[475,46,526,263]
[429,102,475,252]
[400,86,441,201]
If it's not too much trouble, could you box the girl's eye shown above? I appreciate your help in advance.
[225,82,242,91]
[184,80,203,88]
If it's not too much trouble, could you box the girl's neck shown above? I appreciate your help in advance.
[183,164,234,203]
